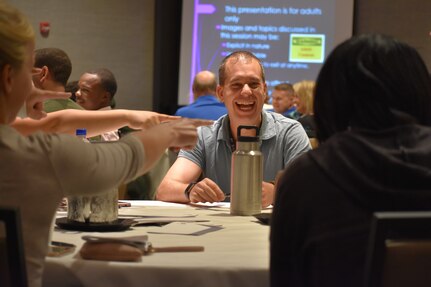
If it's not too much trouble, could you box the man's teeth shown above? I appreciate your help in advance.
[236,102,254,110]
[236,102,253,105]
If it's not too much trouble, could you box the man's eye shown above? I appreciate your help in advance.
[248,83,260,89]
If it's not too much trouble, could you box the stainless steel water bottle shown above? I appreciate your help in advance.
[230,125,263,216]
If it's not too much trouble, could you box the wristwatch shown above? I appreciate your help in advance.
[184,182,197,200]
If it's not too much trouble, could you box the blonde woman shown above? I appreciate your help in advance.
[0,3,210,287]
[293,80,316,138]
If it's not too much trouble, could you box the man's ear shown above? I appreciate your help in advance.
[103,91,110,100]
[39,66,49,82]
[1,64,14,95]
[216,85,224,102]
[102,91,111,105]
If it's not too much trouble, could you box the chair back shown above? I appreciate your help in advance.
[0,206,28,287]
[364,211,431,287]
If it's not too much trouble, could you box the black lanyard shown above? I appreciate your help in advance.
[229,134,236,152]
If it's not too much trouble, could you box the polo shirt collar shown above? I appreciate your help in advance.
[260,111,277,140]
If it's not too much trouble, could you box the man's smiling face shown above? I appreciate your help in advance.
[217,57,267,128]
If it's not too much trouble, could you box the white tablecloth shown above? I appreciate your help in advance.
[43,201,270,287]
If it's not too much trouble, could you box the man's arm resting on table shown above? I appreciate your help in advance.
[156,157,203,203]
[262,181,275,208]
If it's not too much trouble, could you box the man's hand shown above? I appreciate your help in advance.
[26,86,71,119]
[262,181,275,208]
[188,178,225,203]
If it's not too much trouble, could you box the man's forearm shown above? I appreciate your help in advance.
[55,109,130,136]
[12,109,130,136]
[156,179,190,203]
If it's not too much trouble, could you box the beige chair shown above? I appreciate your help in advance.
[309,137,319,149]
[0,206,28,287]
[364,212,431,287]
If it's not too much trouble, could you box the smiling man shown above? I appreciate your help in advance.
[157,51,310,207]
[76,68,117,111]
[75,68,119,141]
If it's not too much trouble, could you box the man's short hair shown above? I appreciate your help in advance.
[218,50,265,86]
[87,68,117,99]
[274,83,294,94]
[34,48,72,87]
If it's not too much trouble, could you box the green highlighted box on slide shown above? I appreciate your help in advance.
[289,34,325,63]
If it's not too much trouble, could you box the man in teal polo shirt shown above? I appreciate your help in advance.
[157,51,310,207]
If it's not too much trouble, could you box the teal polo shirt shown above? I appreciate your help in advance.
[179,111,311,195]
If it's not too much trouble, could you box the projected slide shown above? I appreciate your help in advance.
[178,0,353,105]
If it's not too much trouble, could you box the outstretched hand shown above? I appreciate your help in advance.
[127,111,181,130]
[133,117,213,175]
[26,86,71,119]
[165,118,213,150]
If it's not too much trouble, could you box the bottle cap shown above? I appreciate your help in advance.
[237,125,259,142]
[75,128,87,136]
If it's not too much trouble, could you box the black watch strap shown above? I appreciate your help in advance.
[184,182,197,200]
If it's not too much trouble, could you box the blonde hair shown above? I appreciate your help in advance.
[293,80,315,115]
[0,2,34,70]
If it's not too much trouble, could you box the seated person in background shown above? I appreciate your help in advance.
[76,68,117,111]
[76,67,119,141]
[293,80,316,138]
[157,51,310,207]
[270,83,299,119]
[76,68,151,197]
[0,4,211,287]
[32,47,84,112]
[75,67,169,199]
[270,34,431,287]
[175,70,227,120]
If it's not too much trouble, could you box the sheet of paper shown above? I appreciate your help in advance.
[131,218,209,226]
[147,222,223,236]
